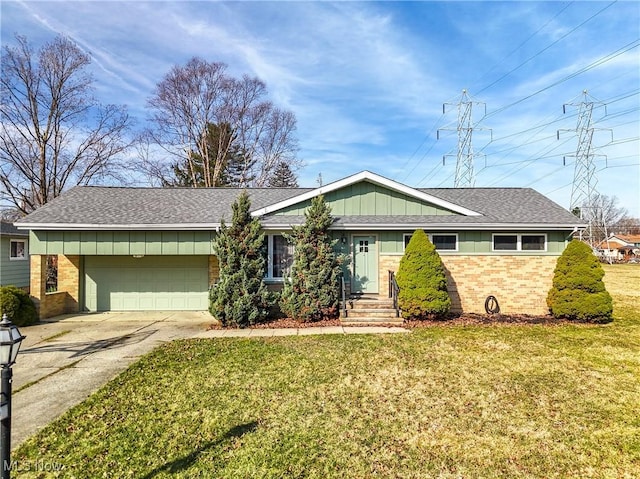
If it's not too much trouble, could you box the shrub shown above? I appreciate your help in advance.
[0,285,37,326]
[547,240,613,322]
[280,195,345,322]
[209,191,271,328]
[396,230,451,320]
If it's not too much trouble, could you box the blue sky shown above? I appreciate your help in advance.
[2,1,639,217]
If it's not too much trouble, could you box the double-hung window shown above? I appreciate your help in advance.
[10,239,27,260]
[265,234,294,280]
[492,233,546,251]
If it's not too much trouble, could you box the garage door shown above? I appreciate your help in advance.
[84,256,209,311]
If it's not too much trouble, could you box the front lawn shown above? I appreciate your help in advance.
[14,265,640,478]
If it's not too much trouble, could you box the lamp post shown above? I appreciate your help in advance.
[0,313,25,479]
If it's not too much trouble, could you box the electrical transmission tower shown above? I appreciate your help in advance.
[437,89,492,187]
[558,90,613,248]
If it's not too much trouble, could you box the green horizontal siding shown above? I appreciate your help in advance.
[275,182,456,216]
[0,237,30,287]
[30,230,216,255]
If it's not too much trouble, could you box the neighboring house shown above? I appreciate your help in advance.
[596,234,640,261]
[0,221,30,290]
[15,171,585,319]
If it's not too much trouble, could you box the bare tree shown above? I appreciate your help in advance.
[0,34,133,214]
[612,216,640,235]
[144,58,300,187]
[582,193,629,244]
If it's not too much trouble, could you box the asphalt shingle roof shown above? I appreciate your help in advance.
[0,221,28,236]
[15,184,582,229]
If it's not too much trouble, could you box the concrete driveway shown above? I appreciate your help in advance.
[11,311,212,449]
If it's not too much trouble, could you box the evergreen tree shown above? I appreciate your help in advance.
[167,122,237,187]
[209,191,271,327]
[547,240,613,322]
[223,147,257,187]
[268,161,299,187]
[396,229,451,320]
[280,195,343,322]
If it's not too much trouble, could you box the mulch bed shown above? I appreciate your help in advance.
[207,313,591,330]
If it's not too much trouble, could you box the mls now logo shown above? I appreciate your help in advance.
[4,459,65,472]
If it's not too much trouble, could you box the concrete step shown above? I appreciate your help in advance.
[341,317,404,326]
[344,308,400,318]
[347,297,395,309]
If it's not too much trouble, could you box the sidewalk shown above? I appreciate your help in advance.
[193,325,409,338]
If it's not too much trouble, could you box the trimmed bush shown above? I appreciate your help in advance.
[280,195,345,322]
[209,191,271,328]
[547,240,613,322]
[396,230,451,320]
[0,285,37,326]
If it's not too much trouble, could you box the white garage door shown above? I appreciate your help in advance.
[84,256,209,311]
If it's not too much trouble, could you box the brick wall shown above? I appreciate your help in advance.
[29,255,46,317]
[381,254,558,315]
[58,255,80,312]
[30,254,81,319]
[208,255,219,286]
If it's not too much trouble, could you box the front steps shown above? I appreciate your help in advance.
[340,294,403,326]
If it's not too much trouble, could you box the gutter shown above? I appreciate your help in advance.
[14,223,222,231]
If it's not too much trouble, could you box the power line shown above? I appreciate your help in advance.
[484,39,640,120]
[473,2,575,91]
[477,1,618,95]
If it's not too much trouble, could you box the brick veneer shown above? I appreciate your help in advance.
[380,254,558,315]
[30,254,81,319]
[208,255,220,285]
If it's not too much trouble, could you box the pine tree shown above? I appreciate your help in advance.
[209,191,271,327]
[223,147,256,187]
[167,122,238,187]
[268,161,299,187]
[280,195,343,322]
[396,229,451,320]
[547,240,613,322]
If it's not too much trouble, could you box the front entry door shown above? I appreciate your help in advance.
[352,236,378,294]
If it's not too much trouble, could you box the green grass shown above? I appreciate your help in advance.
[14,265,640,478]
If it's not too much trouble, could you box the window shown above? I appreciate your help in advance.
[9,239,27,260]
[403,233,458,251]
[46,254,58,292]
[493,234,546,252]
[493,234,518,251]
[522,235,546,251]
[265,234,293,280]
[432,234,457,251]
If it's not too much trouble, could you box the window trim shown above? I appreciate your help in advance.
[431,233,459,252]
[403,233,458,252]
[264,234,293,281]
[9,239,27,261]
[492,233,547,252]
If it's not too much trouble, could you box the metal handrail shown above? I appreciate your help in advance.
[341,275,348,318]
[389,270,400,318]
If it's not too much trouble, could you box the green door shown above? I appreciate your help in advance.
[84,256,209,311]
[352,236,378,294]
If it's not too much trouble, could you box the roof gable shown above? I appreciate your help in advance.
[250,171,482,217]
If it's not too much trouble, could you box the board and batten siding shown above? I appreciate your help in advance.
[30,229,570,257]
[274,182,457,216]
[29,230,215,256]
[0,236,30,287]
[377,231,570,255]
